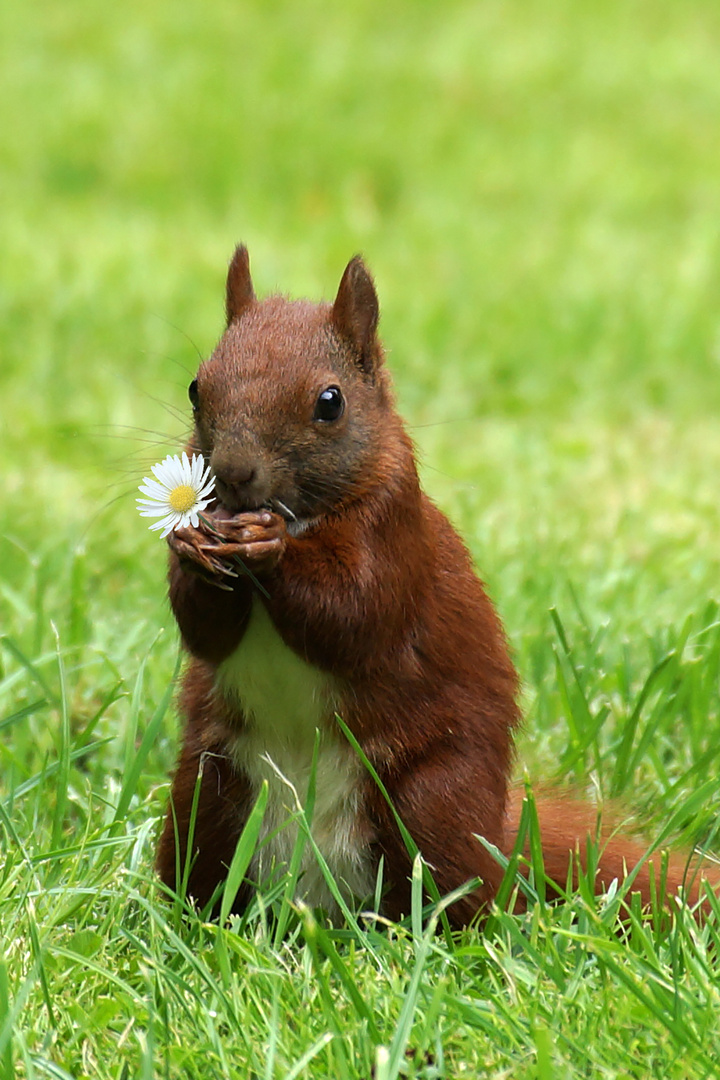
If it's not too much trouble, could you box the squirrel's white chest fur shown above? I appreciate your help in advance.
[216,600,372,911]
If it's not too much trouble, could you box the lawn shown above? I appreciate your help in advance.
[2,0,720,1076]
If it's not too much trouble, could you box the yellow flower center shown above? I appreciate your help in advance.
[168,484,197,513]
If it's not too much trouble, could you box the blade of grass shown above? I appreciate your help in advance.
[273,729,321,945]
[385,878,458,1079]
[259,753,380,955]
[112,651,181,825]
[219,779,268,925]
[610,652,676,796]
[0,699,48,735]
[283,1033,334,1080]
[50,623,71,851]
[299,906,382,1042]
[0,637,58,704]
[0,961,12,1080]
[334,713,455,950]
[3,739,113,806]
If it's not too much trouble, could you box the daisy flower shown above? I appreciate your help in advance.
[137,452,215,538]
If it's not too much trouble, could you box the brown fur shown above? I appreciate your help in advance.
[155,247,715,925]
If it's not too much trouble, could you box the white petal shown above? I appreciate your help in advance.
[149,511,180,532]
[150,460,173,486]
[168,454,187,483]
[137,495,171,508]
[138,506,170,518]
[164,455,186,487]
[139,476,168,492]
[138,482,171,501]
[139,477,169,497]
[191,454,205,486]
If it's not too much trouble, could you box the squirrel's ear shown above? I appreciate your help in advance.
[226,245,256,325]
[332,256,380,376]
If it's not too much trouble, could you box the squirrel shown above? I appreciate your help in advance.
[156,246,712,926]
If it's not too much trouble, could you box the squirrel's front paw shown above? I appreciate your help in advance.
[167,523,240,590]
[201,511,288,575]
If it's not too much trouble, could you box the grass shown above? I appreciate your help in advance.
[2,0,720,1075]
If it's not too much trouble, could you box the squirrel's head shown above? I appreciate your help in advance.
[188,246,404,530]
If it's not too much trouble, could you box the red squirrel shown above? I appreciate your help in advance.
[156,246,711,925]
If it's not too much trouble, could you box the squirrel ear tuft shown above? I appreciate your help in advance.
[226,245,255,325]
[332,256,380,376]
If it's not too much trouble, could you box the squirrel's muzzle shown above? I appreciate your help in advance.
[211,447,271,512]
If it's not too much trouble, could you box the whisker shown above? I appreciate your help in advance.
[271,499,297,521]
[290,478,362,516]
[89,423,183,441]
[106,458,174,478]
[77,485,150,544]
[142,393,193,427]
[149,314,205,365]
[97,436,183,454]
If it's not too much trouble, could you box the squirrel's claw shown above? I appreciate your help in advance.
[168,527,240,588]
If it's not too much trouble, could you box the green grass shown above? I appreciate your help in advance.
[3,0,720,1075]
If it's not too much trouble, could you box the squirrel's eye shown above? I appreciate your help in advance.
[314,385,344,423]
[188,379,200,410]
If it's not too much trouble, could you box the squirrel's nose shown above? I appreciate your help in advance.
[212,453,269,512]
[216,461,256,488]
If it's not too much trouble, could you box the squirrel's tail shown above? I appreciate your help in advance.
[504,787,718,914]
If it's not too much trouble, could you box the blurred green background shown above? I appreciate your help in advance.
[2,0,720,753]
